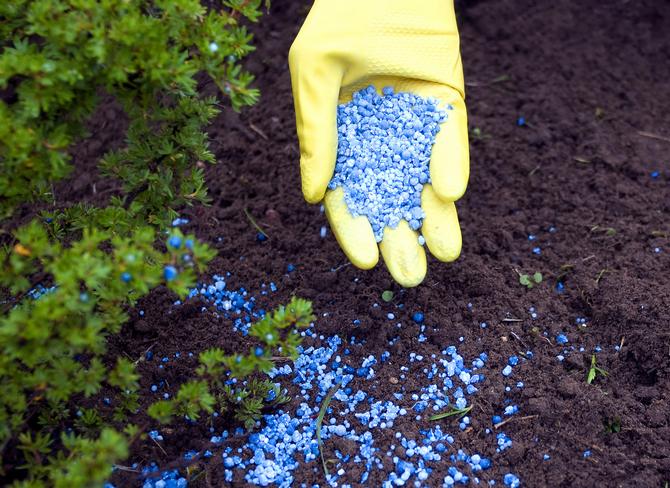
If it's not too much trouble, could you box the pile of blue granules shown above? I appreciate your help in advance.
[328,86,447,242]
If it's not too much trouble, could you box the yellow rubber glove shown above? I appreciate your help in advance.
[289,0,468,287]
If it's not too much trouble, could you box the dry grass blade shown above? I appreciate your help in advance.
[243,207,269,239]
[637,130,670,143]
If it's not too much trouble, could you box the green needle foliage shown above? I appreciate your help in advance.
[0,224,214,486]
[0,0,272,485]
[0,0,264,220]
[148,298,314,429]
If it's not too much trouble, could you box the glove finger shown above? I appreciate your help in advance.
[421,184,462,262]
[288,42,342,204]
[405,83,469,202]
[379,220,427,287]
[324,188,379,270]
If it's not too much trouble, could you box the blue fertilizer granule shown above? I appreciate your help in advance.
[328,86,448,242]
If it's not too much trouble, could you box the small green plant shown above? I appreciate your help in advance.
[381,290,394,302]
[519,271,543,289]
[147,298,314,428]
[0,223,214,484]
[586,354,608,384]
[429,405,472,421]
[602,416,621,434]
[316,382,341,477]
[469,127,491,141]
[590,225,617,238]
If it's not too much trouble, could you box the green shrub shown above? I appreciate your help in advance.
[0,0,264,221]
[148,297,314,429]
[1,223,215,486]
[0,0,278,486]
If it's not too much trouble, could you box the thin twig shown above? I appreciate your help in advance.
[637,130,670,143]
[509,330,530,350]
[270,356,293,362]
[465,74,510,87]
[494,414,538,429]
[330,262,352,272]
[595,268,611,285]
[134,343,156,365]
[243,208,269,239]
[502,318,523,323]
[249,123,269,140]
[150,436,168,457]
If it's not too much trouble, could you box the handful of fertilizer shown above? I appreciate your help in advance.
[328,86,447,242]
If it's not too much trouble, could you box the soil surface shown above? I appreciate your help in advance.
[31,0,670,486]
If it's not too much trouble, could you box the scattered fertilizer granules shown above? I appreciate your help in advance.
[328,86,448,242]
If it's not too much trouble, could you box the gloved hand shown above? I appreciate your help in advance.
[289,0,468,287]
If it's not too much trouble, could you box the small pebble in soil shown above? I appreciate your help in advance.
[504,473,521,487]
[167,235,182,249]
[171,217,189,227]
[163,266,178,281]
[556,333,569,345]
[328,85,447,242]
[412,312,424,324]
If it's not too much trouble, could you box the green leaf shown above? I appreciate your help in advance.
[108,358,139,391]
[429,405,473,421]
[316,382,340,477]
[147,400,176,424]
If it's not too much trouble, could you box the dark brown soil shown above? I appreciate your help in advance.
[22,0,670,486]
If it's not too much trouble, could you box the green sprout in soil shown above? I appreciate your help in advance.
[429,405,472,421]
[469,127,491,141]
[602,416,621,434]
[381,290,394,302]
[518,271,543,289]
[590,225,617,237]
[587,354,609,384]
